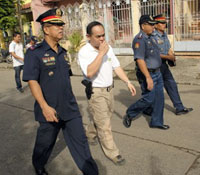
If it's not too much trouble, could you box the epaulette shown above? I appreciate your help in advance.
[137,33,143,39]
[29,42,42,50]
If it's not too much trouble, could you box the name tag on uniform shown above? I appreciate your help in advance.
[157,39,164,44]
[42,56,56,66]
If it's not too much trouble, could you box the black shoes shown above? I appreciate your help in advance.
[150,124,170,130]
[35,168,48,175]
[143,111,152,116]
[17,88,24,93]
[175,107,193,115]
[123,114,132,128]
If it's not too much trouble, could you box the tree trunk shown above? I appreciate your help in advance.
[0,30,6,49]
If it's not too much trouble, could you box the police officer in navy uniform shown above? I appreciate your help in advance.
[123,15,170,130]
[23,8,98,175]
[153,14,193,115]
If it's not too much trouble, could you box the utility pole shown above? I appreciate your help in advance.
[17,0,24,45]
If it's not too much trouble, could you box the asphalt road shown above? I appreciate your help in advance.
[0,69,200,175]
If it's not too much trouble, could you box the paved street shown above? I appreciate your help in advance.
[0,60,200,175]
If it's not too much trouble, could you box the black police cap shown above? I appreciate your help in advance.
[139,15,156,25]
[36,8,65,25]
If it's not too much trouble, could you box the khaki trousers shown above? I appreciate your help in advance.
[86,88,119,159]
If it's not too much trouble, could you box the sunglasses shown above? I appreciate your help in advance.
[46,23,65,27]
[157,22,167,24]
[144,23,155,26]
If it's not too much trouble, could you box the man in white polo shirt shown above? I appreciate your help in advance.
[9,32,24,93]
[78,21,136,166]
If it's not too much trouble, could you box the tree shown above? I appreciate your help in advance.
[0,0,18,49]
[0,0,18,30]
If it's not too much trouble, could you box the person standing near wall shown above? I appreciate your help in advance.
[9,32,24,93]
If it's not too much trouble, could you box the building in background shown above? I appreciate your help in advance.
[29,0,200,53]
[21,0,33,37]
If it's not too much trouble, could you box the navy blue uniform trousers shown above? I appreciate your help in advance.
[32,117,98,175]
[127,70,164,126]
[160,62,184,111]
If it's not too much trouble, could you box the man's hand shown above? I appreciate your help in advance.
[42,104,59,123]
[99,41,109,56]
[168,55,176,62]
[127,82,136,96]
[146,77,154,91]
[168,49,176,62]
[10,52,24,62]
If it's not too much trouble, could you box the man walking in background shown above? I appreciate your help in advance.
[123,15,169,130]
[9,32,24,93]
[153,14,193,115]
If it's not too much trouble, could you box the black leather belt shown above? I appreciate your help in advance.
[93,84,114,92]
[148,68,160,73]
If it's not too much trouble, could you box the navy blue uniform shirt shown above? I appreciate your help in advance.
[23,40,81,122]
[132,30,161,69]
[152,30,170,55]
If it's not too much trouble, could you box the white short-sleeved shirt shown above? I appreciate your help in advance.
[78,43,120,87]
[9,41,24,67]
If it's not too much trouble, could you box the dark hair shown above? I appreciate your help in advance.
[13,32,20,38]
[86,21,104,35]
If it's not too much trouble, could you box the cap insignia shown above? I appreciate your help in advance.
[56,9,62,17]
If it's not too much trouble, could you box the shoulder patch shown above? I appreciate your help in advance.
[135,42,140,49]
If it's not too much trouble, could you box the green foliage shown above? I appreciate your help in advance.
[0,0,18,30]
[68,31,83,54]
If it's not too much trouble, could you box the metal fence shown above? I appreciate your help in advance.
[174,0,200,41]
[140,0,172,34]
[61,0,133,50]
[108,0,133,48]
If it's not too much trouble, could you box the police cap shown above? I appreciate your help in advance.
[36,8,65,25]
[154,14,167,24]
[139,15,156,25]
[31,36,37,43]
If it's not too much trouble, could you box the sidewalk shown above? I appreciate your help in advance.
[1,56,200,86]
[69,56,200,86]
